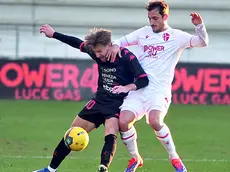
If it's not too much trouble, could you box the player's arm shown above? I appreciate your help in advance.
[190,12,209,47]
[53,32,87,51]
[190,23,208,47]
[40,24,93,55]
[112,49,149,94]
[179,12,209,48]
[53,33,99,61]
[127,53,149,90]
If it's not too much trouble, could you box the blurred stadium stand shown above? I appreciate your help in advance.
[0,0,229,63]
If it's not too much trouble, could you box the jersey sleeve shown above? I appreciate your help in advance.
[177,23,209,49]
[121,48,149,89]
[176,30,193,49]
[53,32,98,60]
[190,23,209,47]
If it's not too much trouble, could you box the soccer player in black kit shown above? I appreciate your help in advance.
[34,24,149,172]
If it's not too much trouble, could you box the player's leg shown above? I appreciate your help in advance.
[119,110,140,159]
[33,116,96,172]
[146,95,187,172]
[33,99,99,172]
[98,117,119,172]
[148,109,179,159]
[119,96,145,172]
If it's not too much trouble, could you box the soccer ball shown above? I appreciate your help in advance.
[64,127,89,151]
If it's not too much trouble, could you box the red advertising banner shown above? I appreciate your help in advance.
[172,63,230,105]
[0,58,98,101]
[0,58,229,105]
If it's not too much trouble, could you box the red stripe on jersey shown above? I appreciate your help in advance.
[129,55,135,61]
[136,74,147,79]
[124,49,129,55]
[79,42,84,52]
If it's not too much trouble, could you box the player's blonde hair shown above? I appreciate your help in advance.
[84,28,111,48]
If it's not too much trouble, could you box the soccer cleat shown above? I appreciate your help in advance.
[171,159,187,172]
[124,157,143,172]
[32,167,55,172]
[98,164,108,172]
[138,157,144,168]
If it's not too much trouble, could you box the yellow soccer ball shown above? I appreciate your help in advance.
[64,127,89,151]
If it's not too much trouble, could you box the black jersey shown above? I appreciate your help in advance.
[53,32,148,102]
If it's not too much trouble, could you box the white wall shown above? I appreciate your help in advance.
[0,0,229,30]
[0,0,229,63]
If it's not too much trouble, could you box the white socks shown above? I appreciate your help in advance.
[120,124,179,160]
[154,124,179,160]
[120,126,140,158]
[48,166,56,172]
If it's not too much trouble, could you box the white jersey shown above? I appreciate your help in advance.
[114,24,208,96]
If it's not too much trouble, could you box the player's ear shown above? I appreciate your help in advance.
[163,14,168,21]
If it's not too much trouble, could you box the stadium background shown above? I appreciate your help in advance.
[0,0,229,171]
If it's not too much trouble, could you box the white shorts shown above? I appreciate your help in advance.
[120,90,171,123]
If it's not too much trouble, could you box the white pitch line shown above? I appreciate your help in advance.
[0,155,229,162]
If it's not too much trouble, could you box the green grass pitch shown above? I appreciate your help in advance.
[0,100,230,172]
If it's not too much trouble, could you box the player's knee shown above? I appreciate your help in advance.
[149,121,162,131]
[148,115,164,131]
[119,110,136,131]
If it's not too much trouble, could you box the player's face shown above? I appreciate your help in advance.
[148,9,167,33]
[92,43,111,62]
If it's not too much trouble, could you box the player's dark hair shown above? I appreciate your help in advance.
[84,28,111,48]
[146,0,169,18]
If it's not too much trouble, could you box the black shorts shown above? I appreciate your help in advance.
[78,98,123,128]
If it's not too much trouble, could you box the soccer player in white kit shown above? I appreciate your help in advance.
[108,1,209,172]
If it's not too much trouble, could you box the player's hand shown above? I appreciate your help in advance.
[190,12,203,26]
[106,44,121,62]
[112,85,129,94]
[40,24,55,38]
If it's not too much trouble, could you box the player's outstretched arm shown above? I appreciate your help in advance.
[190,12,209,47]
[40,24,85,51]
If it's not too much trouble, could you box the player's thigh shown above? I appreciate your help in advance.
[71,116,96,133]
[74,99,103,131]
[145,94,171,124]
[120,96,145,121]
[104,117,119,136]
